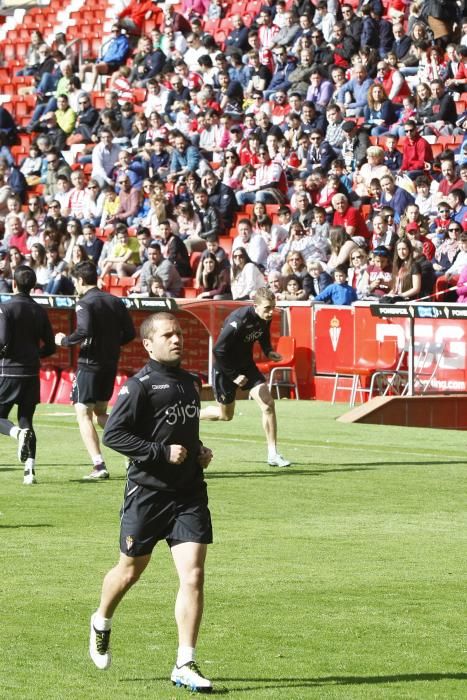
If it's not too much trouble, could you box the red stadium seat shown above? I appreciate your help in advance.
[54,369,76,405]
[108,373,129,406]
[40,367,60,404]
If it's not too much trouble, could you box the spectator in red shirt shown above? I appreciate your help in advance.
[6,217,29,256]
[401,120,433,179]
[437,159,465,199]
[331,193,370,243]
[405,221,436,260]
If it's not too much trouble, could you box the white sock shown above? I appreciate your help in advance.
[10,427,20,440]
[268,446,277,459]
[93,612,112,631]
[92,454,105,467]
[177,646,195,667]
[25,458,35,473]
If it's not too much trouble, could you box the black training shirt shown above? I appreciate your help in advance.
[103,359,205,494]
[60,287,136,371]
[0,293,55,377]
[213,305,273,380]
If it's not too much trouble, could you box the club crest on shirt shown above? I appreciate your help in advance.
[126,535,134,551]
[230,321,238,329]
[119,385,129,396]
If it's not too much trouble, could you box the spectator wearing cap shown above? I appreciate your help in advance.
[404,221,436,260]
[361,245,393,298]
[412,239,436,297]
[400,120,433,178]
[79,24,129,90]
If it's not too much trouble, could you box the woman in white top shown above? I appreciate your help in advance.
[231,247,265,300]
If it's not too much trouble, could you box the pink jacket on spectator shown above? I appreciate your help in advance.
[456,265,467,303]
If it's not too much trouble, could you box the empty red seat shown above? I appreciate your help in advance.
[40,367,60,403]
[108,373,129,406]
[54,369,76,404]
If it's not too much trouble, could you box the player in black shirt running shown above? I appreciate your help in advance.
[0,266,55,484]
[88,312,214,693]
[55,261,135,480]
[201,287,291,467]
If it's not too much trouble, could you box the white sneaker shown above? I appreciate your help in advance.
[268,453,291,468]
[171,661,212,693]
[89,613,112,670]
[17,428,33,463]
[83,466,109,480]
[23,473,37,485]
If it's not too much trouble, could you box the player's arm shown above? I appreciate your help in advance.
[39,312,56,358]
[198,445,213,469]
[119,303,136,346]
[55,301,93,347]
[0,306,11,357]
[103,378,180,465]
[258,321,274,360]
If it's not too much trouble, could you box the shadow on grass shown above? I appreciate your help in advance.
[0,523,54,529]
[207,466,376,479]
[119,671,467,692]
[68,476,126,483]
[0,467,17,472]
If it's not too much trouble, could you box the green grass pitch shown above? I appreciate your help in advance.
[1,401,466,699]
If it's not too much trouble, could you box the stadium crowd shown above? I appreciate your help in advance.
[0,0,467,303]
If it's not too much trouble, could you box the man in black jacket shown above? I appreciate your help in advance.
[200,287,291,468]
[202,170,237,231]
[88,312,214,693]
[55,261,136,480]
[0,266,55,484]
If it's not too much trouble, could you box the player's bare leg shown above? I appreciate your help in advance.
[90,552,151,670]
[75,402,109,479]
[200,402,235,421]
[170,542,212,692]
[249,383,290,467]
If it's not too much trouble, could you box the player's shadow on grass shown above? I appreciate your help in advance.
[0,466,18,472]
[69,475,127,483]
[0,523,53,529]
[207,466,376,478]
[119,671,467,693]
[214,671,467,692]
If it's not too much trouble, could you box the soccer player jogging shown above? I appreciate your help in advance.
[89,312,214,693]
[55,261,135,480]
[200,287,291,468]
[0,265,55,484]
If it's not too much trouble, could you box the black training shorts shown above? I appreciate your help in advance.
[212,366,266,405]
[0,376,40,417]
[120,478,213,557]
[71,367,116,405]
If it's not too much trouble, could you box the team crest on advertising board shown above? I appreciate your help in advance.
[329,316,341,351]
[126,536,134,551]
